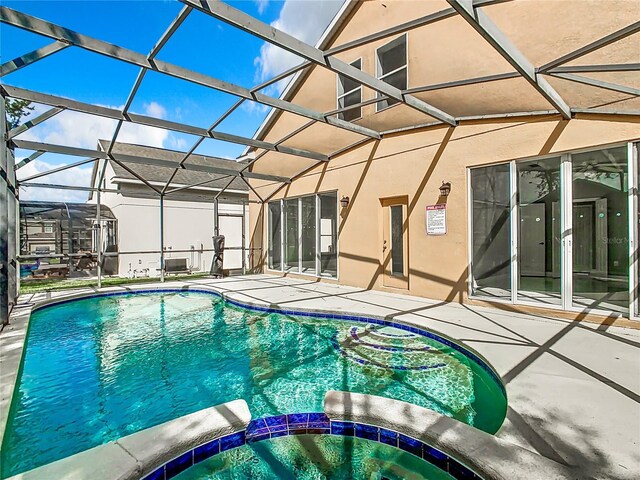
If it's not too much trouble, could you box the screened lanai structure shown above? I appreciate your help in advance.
[1,0,639,326]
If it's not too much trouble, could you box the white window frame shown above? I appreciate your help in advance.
[336,58,363,122]
[375,33,408,113]
[266,191,339,280]
[468,140,640,320]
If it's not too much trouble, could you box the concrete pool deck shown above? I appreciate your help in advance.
[5,274,640,480]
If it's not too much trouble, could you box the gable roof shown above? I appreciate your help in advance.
[93,140,249,193]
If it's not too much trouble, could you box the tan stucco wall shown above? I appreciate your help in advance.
[246,0,640,323]
[249,116,640,323]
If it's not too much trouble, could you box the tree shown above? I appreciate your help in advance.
[5,98,33,130]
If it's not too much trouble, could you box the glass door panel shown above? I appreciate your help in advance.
[267,202,281,270]
[470,164,511,300]
[319,193,337,277]
[300,196,316,274]
[571,147,628,313]
[516,157,562,305]
[284,199,299,272]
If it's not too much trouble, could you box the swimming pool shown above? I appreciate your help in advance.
[1,290,506,477]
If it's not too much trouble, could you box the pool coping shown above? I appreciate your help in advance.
[1,282,507,476]
[5,393,584,480]
[324,391,587,480]
[4,399,251,480]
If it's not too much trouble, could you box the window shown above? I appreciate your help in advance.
[390,205,404,276]
[376,34,407,111]
[44,224,53,234]
[267,192,338,278]
[337,59,362,122]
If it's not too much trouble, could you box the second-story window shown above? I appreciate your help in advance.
[376,34,407,111]
[337,59,362,122]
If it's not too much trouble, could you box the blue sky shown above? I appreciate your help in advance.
[1,0,344,201]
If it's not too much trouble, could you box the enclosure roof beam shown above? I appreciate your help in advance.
[12,139,292,184]
[251,61,312,93]
[18,182,120,193]
[447,0,571,119]
[547,72,640,97]
[2,84,328,162]
[7,106,64,140]
[547,63,640,74]
[404,72,520,94]
[164,175,233,195]
[108,5,192,157]
[18,157,97,183]
[538,21,640,73]
[0,40,68,77]
[162,98,246,194]
[0,6,380,140]
[182,0,457,126]
[15,150,44,169]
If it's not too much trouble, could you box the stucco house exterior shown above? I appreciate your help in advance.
[89,141,249,277]
[244,0,640,325]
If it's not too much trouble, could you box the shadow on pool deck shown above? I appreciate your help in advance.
[10,275,640,479]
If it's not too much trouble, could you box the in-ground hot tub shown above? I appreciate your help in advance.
[1,290,506,478]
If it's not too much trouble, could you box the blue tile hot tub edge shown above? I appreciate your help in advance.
[142,413,482,480]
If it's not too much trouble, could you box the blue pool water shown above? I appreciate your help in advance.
[1,291,506,477]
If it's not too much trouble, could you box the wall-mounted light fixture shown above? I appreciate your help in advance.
[340,196,350,208]
[439,181,451,197]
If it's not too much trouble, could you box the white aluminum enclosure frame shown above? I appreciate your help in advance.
[1,0,640,321]
[467,141,640,318]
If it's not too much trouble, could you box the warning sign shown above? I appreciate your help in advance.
[426,204,447,235]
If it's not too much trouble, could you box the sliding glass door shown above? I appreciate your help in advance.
[470,164,511,300]
[284,199,299,272]
[516,157,562,306]
[470,142,638,317]
[300,196,316,274]
[570,147,629,313]
[267,192,338,278]
[267,202,281,270]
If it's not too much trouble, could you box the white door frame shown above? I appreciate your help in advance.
[629,142,639,319]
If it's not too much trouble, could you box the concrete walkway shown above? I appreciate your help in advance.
[13,274,640,480]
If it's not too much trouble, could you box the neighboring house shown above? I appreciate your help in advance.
[88,141,249,277]
[244,0,640,322]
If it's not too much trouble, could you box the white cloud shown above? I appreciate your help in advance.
[253,0,345,94]
[17,101,171,150]
[144,101,167,119]
[16,158,93,203]
[255,0,269,14]
[14,101,175,202]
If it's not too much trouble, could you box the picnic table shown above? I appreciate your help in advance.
[32,264,70,278]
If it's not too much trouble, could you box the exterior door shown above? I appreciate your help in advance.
[381,197,409,289]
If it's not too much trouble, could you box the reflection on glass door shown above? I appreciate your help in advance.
[284,199,299,272]
[300,196,316,273]
[470,164,511,300]
[517,157,562,305]
[571,147,628,314]
[268,202,281,270]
